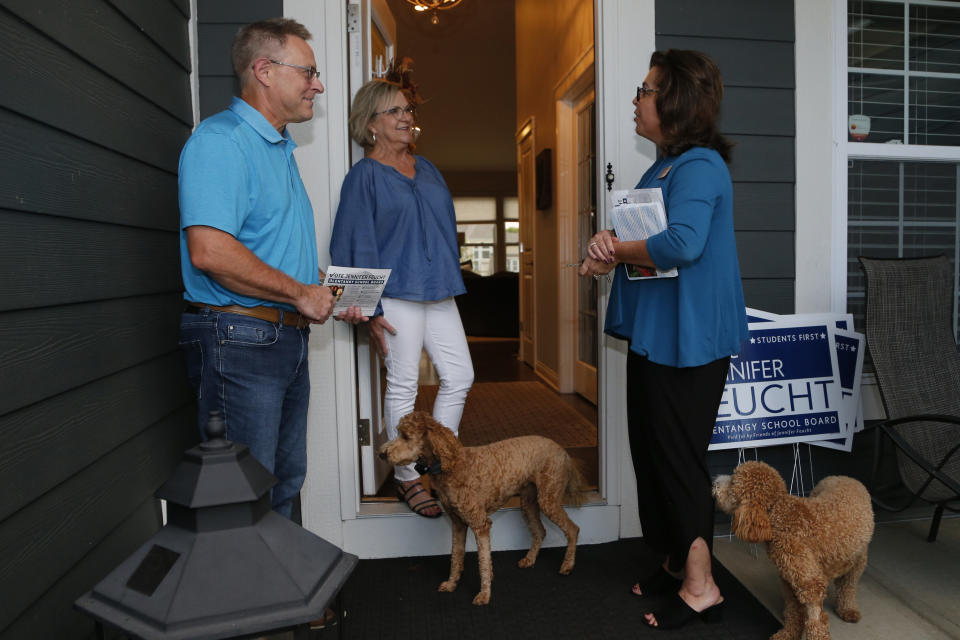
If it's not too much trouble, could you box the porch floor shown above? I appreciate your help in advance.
[305,537,780,639]
[714,514,960,640]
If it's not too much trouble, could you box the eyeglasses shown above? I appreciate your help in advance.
[636,85,659,100]
[374,104,417,119]
[268,59,321,82]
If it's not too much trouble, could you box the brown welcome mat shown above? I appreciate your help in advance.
[414,381,598,448]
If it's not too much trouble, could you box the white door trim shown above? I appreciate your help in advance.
[595,0,656,537]
[287,0,654,556]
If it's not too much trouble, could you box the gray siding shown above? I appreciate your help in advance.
[657,0,796,314]
[655,1,800,485]
[197,0,284,119]
[0,1,196,637]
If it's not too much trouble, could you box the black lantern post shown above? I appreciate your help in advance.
[76,412,357,639]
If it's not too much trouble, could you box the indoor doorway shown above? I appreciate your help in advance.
[354,0,601,504]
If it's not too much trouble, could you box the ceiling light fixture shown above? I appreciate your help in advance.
[407,0,464,25]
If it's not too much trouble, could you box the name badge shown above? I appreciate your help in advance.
[657,165,673,179]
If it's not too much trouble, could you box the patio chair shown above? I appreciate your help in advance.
[859,255,960,542]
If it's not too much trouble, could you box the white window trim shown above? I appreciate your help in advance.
[822,0,960,419]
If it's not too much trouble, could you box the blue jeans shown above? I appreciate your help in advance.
[179,307,311,519]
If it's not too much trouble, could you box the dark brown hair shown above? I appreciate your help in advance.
[649,49,732,162]
[232,18,313,89]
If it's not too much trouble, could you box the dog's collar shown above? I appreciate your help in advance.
[414,457,442,476]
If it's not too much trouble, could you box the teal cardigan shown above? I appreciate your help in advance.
[604,147,749,367]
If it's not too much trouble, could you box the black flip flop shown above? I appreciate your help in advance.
[631,566,681,597]
[645,594,725,630]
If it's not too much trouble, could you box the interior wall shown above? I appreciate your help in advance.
[386,0,517,172]
[515,0,595,373]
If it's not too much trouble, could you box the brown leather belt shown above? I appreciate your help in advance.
[184,302,310,329]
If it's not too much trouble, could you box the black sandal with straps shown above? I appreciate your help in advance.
[396,480,442,518]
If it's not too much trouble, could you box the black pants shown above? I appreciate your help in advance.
[626,352,730,573]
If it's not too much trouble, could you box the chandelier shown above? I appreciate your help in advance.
[407,0,464,25]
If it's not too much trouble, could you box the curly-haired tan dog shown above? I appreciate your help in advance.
[713,461,874,640]
[379,411,586,605]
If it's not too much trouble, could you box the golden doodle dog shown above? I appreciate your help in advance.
[712,461,874,640]
[379,411,586,605]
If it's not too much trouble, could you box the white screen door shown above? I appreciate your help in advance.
[348,0,398,496]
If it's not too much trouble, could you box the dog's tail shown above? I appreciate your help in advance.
[562,455,588,507]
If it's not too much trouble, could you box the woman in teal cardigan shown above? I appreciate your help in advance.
[581,49,748,630]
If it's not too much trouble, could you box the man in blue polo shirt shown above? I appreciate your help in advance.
[178,18,338,519]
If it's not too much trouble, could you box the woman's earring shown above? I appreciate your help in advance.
[371,131,377,143]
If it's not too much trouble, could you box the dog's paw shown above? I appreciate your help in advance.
[437,580,458,592]
[558,560,574,575]
[837,606,861,623]
[517,557,535,569]
[472,592,490,606]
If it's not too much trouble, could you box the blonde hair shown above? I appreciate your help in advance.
[232,18,312,90]
[348,80,403,148]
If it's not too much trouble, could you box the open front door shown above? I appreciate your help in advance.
[349,0,398,496]
[573,91,599,404]
[516,119,536,368]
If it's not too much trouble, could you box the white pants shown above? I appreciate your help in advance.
[381,297,474,482]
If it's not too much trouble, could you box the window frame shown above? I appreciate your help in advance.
[835,0,960,323]
[454,195,520,276]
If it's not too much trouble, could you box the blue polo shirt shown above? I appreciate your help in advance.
[329,156,466,312]
[178,97,319,309]
[604,147,748,367]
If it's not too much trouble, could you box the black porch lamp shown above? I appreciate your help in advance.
[75,412,357,639]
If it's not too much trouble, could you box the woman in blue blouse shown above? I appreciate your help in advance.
[581,50,748,629]
[330,79,473,518]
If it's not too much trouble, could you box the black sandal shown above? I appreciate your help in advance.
[645,593,725,630]
[631,566,681,597]
[396,480,442,518]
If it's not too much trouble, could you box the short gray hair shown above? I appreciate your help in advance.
[232,18,313,89]
[348,80,403,148]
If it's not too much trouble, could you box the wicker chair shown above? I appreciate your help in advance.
[860,256,960,541]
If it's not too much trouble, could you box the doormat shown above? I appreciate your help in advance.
[319,538,781,640]
[415,381,597,448]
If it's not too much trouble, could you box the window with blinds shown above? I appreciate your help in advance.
[848,0,960,145]
[847,160,960,335]
[454,197,520,276]
[846,1,960,351]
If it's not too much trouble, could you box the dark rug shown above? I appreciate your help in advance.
[415,381,597,448]
[319,538,780,640]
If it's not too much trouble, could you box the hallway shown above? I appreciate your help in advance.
[369,337,599,499]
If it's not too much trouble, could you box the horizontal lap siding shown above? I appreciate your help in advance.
[0,1,195,637]
[196,0,283,119]
[656,1,798,481]
[656,0,796,313]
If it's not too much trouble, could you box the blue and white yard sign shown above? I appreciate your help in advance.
[811,328,865,452]
[710,318,845,450]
